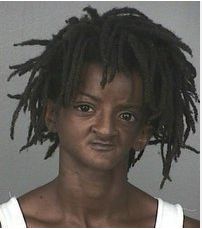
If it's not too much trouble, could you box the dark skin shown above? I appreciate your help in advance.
[1,63,199,227]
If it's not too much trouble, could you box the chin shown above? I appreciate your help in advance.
[88,160,118,171]
[80,149,126,171]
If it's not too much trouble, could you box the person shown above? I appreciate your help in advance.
[0,6,200,228]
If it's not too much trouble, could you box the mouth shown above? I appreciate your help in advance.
[89,141,115,152]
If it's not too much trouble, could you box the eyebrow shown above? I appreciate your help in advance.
[78,91,100,102]
[77,91,142,110]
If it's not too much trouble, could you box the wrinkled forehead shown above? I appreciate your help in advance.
[77,62,143,106]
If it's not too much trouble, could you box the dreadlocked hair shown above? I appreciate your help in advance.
[8,6,199,188]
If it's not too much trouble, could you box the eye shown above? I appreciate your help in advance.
[74,104,94,113]
[119,112,136,122]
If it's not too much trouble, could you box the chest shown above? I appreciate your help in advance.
[24,214,156,228]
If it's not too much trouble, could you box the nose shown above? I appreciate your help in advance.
[91,111,118,138]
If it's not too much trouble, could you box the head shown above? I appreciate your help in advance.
[8,6,199,188]
[45,62,152,172]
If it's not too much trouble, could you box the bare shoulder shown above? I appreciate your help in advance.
[183,216,200,228]
[17,179,58,227]
[128,182,158,211]
[18,182,52,215]
[127,182,158,227]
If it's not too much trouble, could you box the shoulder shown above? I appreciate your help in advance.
[183,216,200,228]
[17,179,60,227]
[127,183,158,227]
[18,187,46,216]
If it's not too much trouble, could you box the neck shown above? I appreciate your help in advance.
[53,150,131,223]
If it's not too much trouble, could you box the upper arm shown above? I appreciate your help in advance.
[183,216,200,228]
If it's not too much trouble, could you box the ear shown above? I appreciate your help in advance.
[133,124,153,151]
[44,99,58,133]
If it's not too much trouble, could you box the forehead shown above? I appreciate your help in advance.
[78,63,143,105]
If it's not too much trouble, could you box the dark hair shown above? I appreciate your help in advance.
[8,6,199,188]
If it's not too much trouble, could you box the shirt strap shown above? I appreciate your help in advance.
[0,197,27,228]
[155,198,184,228]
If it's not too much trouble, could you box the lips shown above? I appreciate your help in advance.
[90,140,115,152]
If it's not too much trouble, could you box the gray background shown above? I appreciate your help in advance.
[0,1,200,220]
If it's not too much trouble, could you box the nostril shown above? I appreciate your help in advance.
[92,126,97,133]
[91,125,118,137]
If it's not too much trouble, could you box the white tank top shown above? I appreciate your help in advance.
[0,196,184,228]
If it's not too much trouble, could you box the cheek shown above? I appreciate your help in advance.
[119,125,139,149]
[56,115,90,143]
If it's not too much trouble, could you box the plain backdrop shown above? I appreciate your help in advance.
[0,1,200,220]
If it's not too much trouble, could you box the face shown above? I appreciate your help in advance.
[46,63,150,171]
